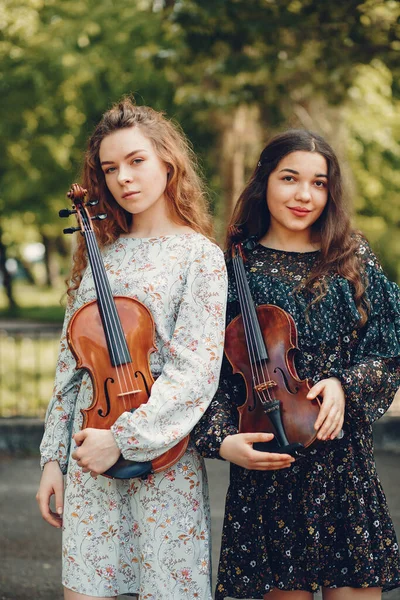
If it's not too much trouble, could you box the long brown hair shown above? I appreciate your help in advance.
[227,129,368,325]
[68,98,213,296]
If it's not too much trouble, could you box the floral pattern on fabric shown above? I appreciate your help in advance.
[40,233,227,599]
[192,235,400,598]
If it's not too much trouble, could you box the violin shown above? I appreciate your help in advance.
[60,183,188,479]
[224,241,321,458]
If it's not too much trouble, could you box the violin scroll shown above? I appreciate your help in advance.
[59,183,107,235]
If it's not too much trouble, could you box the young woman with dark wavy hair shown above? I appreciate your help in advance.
[193,129,400,600]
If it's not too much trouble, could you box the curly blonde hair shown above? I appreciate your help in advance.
[67,98,213,296]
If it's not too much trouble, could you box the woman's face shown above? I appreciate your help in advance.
[99,126,169,219]
[266,150,329,240]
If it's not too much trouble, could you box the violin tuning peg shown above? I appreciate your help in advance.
[59,209,77,218]
[63,226,81,235]
[91,213,107,221]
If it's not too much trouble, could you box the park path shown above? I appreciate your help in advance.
[0,453,399,600]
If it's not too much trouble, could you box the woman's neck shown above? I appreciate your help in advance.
[258,229,320,253]
[127,215,194,239]
[126,201,194,239]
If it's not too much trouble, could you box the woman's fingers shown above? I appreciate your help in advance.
[243,431,275,445]
[243,432,295,468]
[307,380,324,400]
[316,403,344,440]
[313,378,345,439]
[219,432,295,470]
[36,488,63,528]
[250,452,295,470]
[36,461,64,528]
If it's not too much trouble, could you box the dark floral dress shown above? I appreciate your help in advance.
[192,235,400,598]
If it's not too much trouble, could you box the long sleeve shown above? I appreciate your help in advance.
[40,293,84,474]
[334,357,400,426]
[328,240,400,426]
[111,241,227,462]
[192,271,245,460]
[191,352,243,459]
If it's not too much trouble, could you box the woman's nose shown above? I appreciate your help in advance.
[117,166,133,185]
[294,185,311,202]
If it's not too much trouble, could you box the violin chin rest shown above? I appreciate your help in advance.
[104,459,153,480]
[253,441,305,459]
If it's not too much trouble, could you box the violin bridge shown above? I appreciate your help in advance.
[254,380,277,392]
[117,390,141,397]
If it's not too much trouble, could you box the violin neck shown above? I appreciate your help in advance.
[84,230,132,367]
[232,252,268,362]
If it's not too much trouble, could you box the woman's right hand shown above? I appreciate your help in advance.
[219,432,295,470]
[36,460,64,528]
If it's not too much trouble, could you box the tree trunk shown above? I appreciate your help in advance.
[0,224,18,310]
[218,105,262,243]
[18,258,36,285]
[41,233,59,287]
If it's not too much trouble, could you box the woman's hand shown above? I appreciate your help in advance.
[36,460,64,528]
[307,377,345,440]
[219,432,295,470]
[72,428,121,475]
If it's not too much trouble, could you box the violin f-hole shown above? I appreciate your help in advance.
[135,370,151,396]
[273,367,299,395]
[98,377,114,418]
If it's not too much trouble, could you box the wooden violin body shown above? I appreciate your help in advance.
[225,241,321,458]
[68,297,188,478]
[225,304,320,454]
[62,183,188,479]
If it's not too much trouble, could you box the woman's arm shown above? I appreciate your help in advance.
[325,239,400,427]
[40,293,84,474]
[191,353,242,459]
[109,240,228,463]
[332,356,400,426]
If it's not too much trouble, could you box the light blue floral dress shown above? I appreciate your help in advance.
[40,233,227,599]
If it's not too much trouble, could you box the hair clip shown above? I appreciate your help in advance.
[257,161,262,167]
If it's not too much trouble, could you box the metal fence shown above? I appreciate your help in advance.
[0,324,62,417]
[1,322,400,418]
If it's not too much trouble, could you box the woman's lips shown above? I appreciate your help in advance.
[288,207,311,217]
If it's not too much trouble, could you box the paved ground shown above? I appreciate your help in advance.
[0,453,399,600]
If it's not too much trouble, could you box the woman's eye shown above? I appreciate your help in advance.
[132,158,143,165]
[104,167,116,174]
[283,176,294,182]
[315,180,327,188]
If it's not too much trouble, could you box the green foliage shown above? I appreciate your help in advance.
[1,0,400,296]
[342,60,400,279]
[0,281,66,321]
[0,330,60,417]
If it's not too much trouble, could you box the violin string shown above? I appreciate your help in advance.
[232,252,261,394]
[233,246,274,406]
[242,249,276,394]
[85,225,139,402]
[234,255,269,398]
[82,210,139,407]
[82,216,130,401]
[85,227,139,407]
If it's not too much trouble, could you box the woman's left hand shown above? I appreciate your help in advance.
[307,377,345,441]
[72,428,121,474]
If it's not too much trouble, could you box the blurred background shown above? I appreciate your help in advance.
[1,0,400,419]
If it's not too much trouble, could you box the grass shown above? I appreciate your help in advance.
[0,331,61,417]
[0,281,66,322]
[0,282,65,416]
[1,282,400,418]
